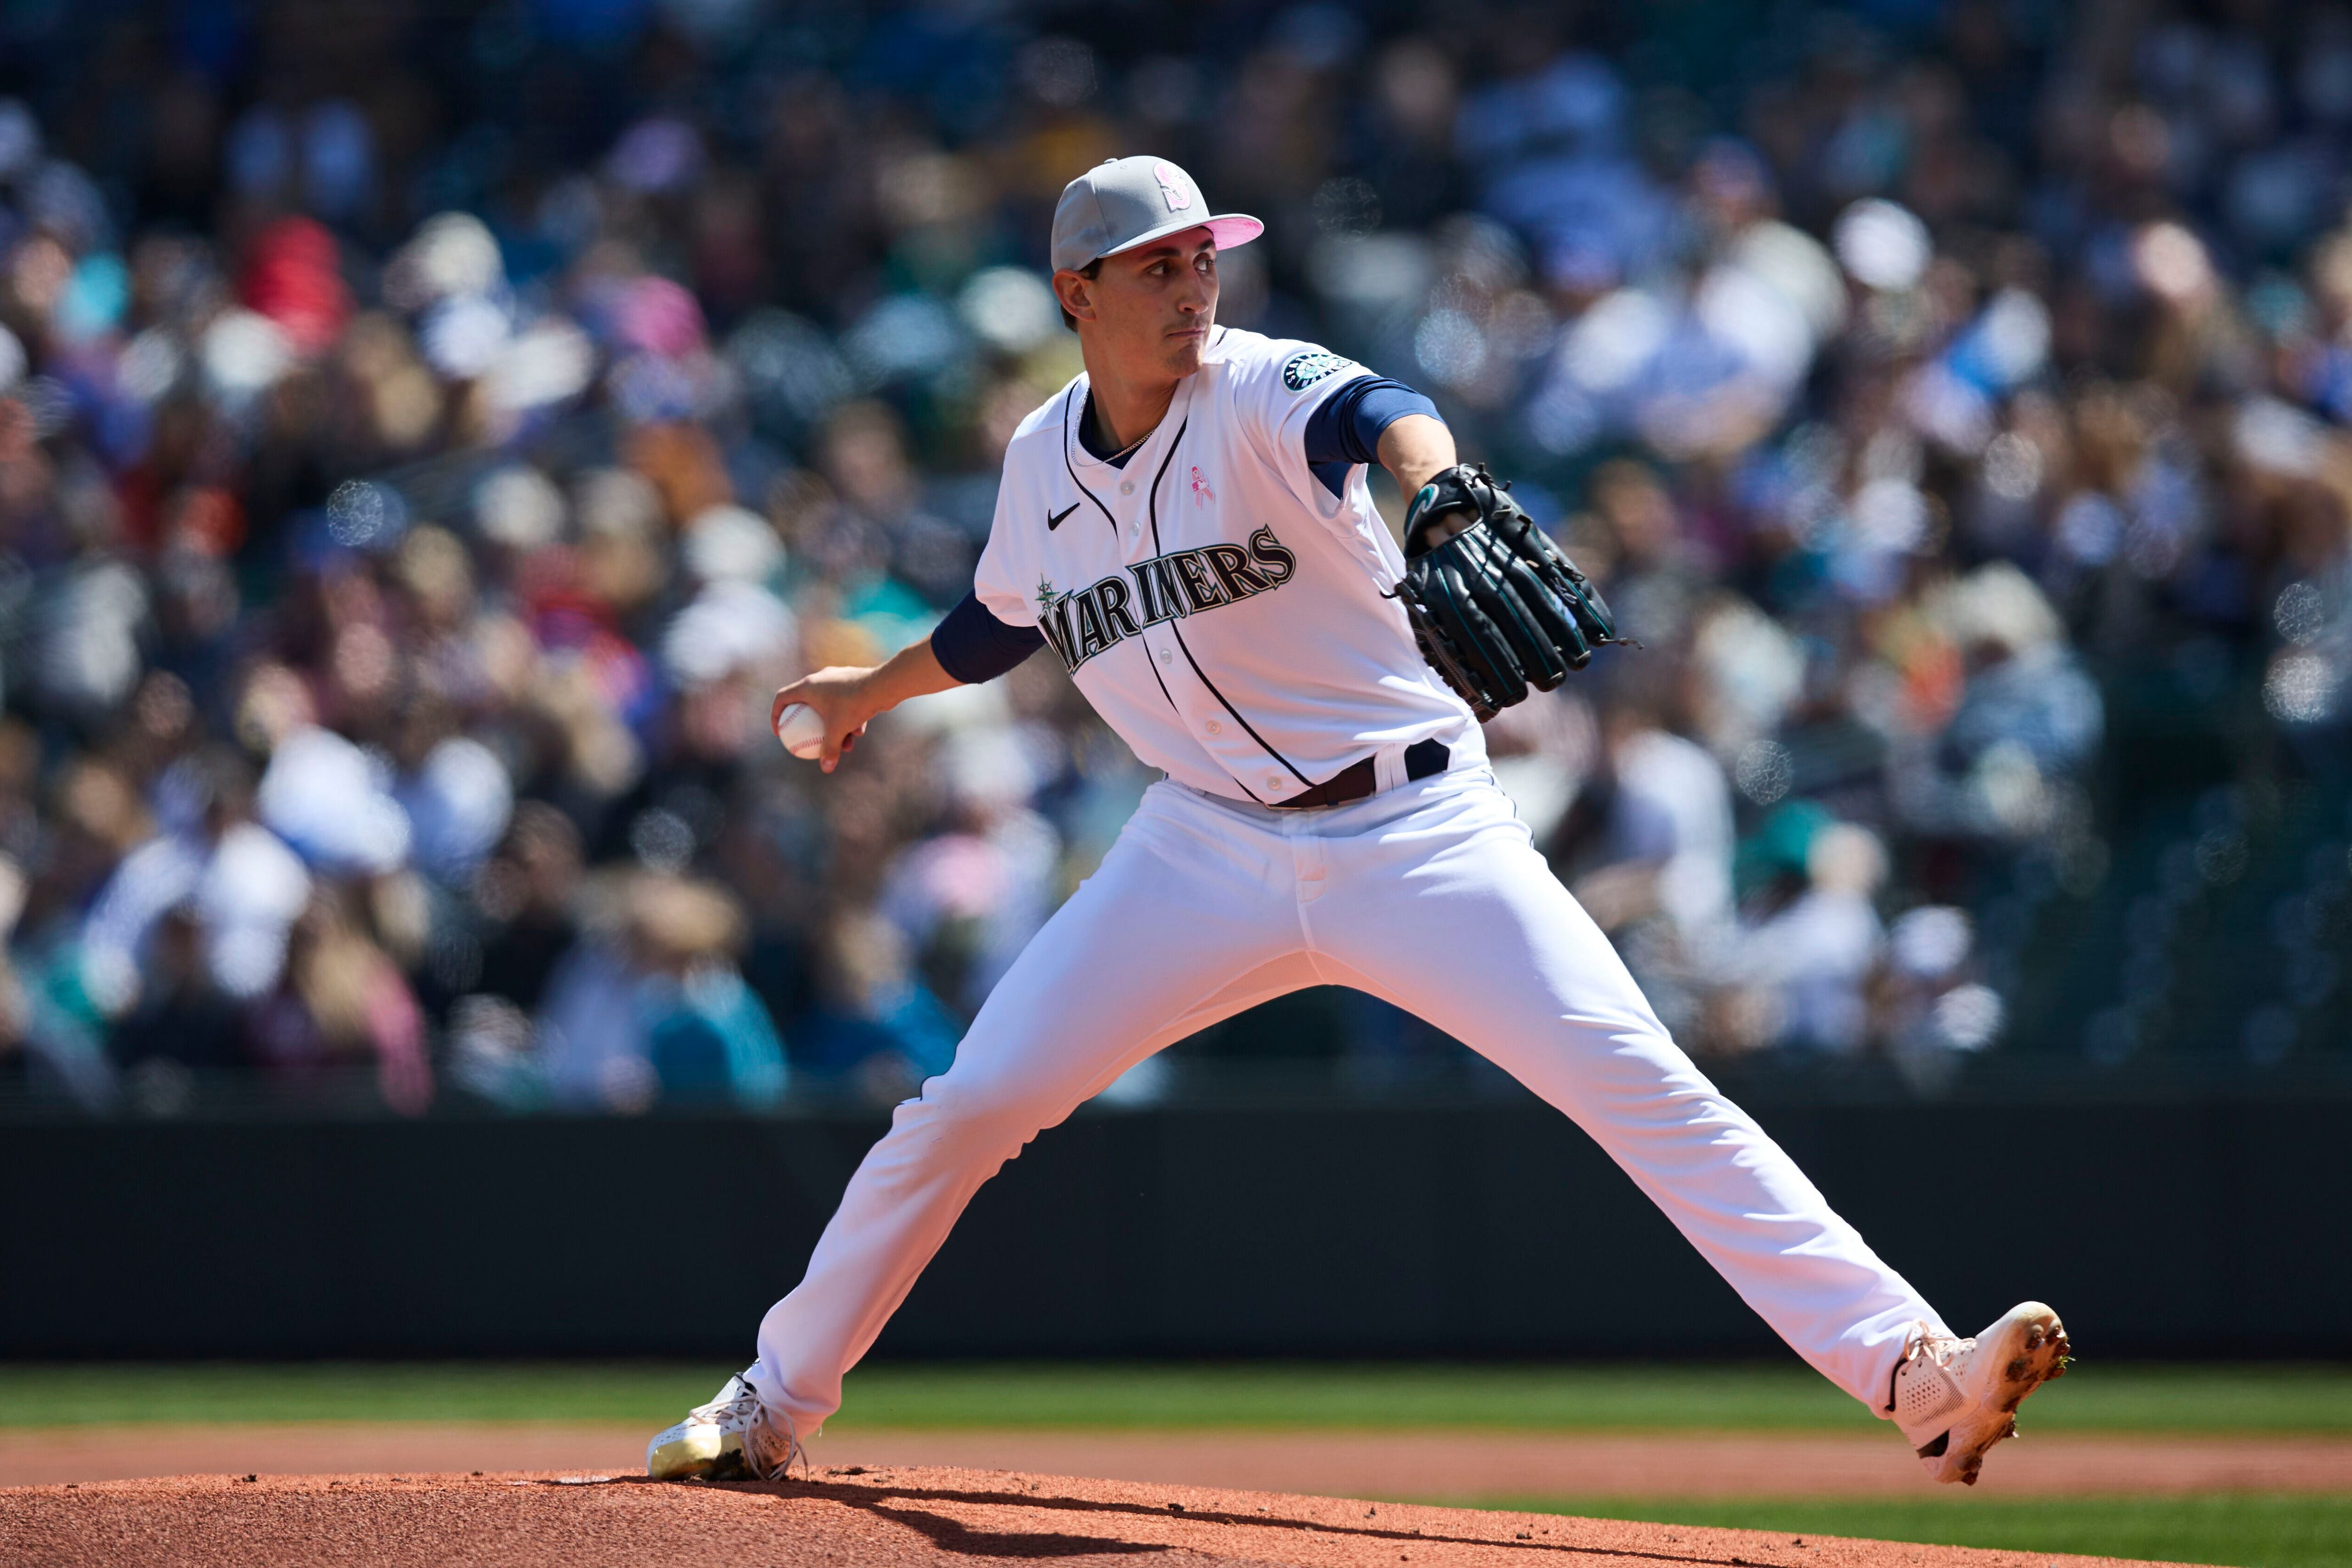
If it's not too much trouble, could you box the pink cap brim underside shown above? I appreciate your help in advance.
[1102,213,1265,259]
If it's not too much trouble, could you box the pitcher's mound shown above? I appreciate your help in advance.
[1,1465,2186,1567]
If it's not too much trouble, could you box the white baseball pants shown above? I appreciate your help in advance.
[751,766,1944,1431]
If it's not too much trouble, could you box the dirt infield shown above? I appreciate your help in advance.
[4,1424,2348,1496]
[0,1466,2193,1568]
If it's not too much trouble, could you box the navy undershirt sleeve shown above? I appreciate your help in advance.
[1303,376,1442,498]
[931,590,1047,684]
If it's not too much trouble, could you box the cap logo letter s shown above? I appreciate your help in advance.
[1153,162,1192,212]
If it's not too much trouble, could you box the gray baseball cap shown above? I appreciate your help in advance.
[1049,156,1263,274]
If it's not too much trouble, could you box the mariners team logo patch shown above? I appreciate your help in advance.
[1281,350,1349,392]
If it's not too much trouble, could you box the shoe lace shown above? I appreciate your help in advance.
[748,1405,807,1482]
[694,1378,761,1423]
[1884,1322,1964,1413]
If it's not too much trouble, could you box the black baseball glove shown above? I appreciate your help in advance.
[1392,463,1625,720]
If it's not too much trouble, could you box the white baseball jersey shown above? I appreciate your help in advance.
[973,327,1482,805]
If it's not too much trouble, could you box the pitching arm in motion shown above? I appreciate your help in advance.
[770,637,963,774]
[771,584,1060,772]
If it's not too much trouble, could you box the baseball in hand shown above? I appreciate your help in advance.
[774,702,827,760]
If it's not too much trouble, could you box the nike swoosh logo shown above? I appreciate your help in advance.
[1047,502,1080,531]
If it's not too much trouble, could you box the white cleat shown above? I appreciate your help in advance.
[1890,1301,2072,1485]
[645,1367,804,1482]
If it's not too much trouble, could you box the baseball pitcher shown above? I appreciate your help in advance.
[647,157,2067,1489]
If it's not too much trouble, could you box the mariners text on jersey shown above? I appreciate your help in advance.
[1036,526,1296,672]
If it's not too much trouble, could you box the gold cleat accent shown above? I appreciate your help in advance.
[646,1372,763,1481]
[646,1417,751,1481]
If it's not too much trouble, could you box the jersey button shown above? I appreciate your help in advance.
[1120,481,1135,495]
[1267,775,1285,792]
[1157,648,1172,664]
[1206,719,1222,735]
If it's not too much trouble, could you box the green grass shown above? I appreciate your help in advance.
[0,1361,2346,1433]
[1460,1494,2352,1568]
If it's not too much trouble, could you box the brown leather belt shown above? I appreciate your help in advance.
[1269,738,1451,809]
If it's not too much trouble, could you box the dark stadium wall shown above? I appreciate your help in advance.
[2,1091,2344,1360]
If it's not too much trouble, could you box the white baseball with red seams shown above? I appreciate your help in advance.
[742,325,1956,1448]
[773,702,826,760]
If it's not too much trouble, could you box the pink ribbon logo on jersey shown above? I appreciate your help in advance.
[1153,162,1192,212]
[1189,466,1215,505]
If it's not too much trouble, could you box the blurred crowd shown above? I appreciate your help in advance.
[0,0,2346,1116]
